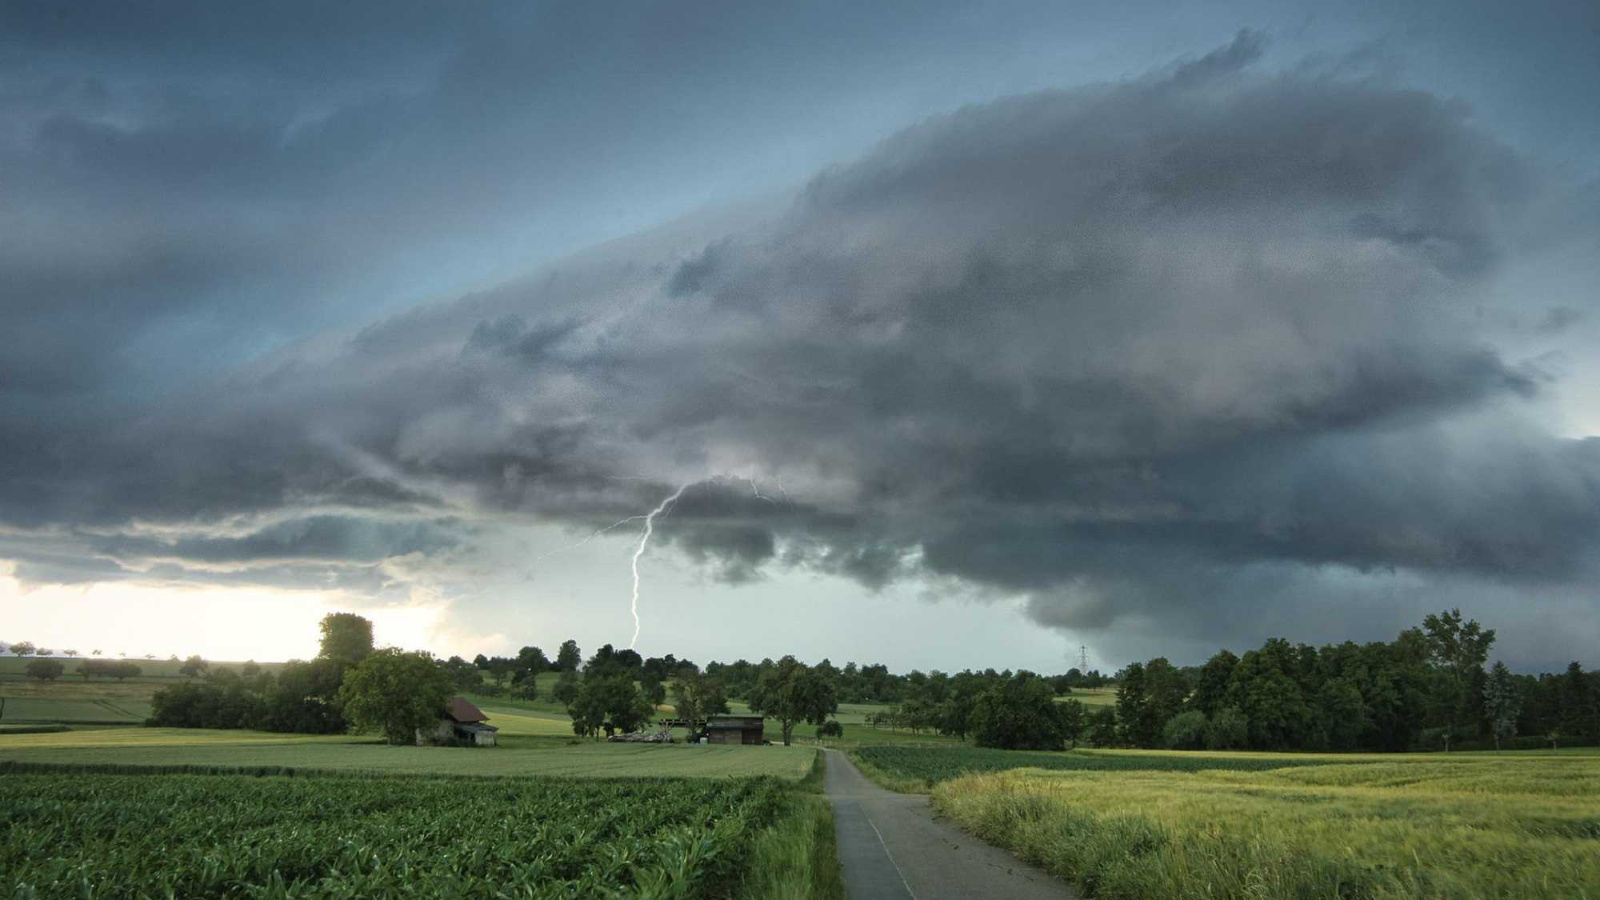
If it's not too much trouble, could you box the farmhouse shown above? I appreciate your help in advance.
[705,715,765,745]
[418,696,499,747]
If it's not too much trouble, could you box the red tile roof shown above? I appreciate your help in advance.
[446,696,488,723]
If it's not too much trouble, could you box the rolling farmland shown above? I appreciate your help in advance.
[0,727,818,779]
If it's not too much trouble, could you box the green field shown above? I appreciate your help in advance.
[1059,688,1116,707]
[852,745,1349,791]
[929,748,1600,900]
[0,726,818,779]
[0,770,797,898]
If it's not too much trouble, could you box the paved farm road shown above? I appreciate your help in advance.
[823,749,1076,900]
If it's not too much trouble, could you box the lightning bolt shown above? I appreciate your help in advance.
[749,476,777,504]
[628,482,693,650]
[532,514,650,565]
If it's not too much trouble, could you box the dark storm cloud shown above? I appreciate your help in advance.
[2,17,1597,664]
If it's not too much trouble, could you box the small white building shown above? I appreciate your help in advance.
[417,696,499,747]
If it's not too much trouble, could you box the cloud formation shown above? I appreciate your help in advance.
[2,24,1597,664]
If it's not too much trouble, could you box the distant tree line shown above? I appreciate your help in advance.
[1108,609,1600,752]
[702,658,1106,704]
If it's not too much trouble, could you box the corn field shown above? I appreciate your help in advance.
[1,772,791,899]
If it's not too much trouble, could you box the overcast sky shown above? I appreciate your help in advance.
[2,1,1597,672]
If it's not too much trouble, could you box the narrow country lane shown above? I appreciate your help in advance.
[822,749,1076,900]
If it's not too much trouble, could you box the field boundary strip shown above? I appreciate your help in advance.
[0,759,798,782]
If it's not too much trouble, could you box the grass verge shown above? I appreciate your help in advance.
[740,753,847,900]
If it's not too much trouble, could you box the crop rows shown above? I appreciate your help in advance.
[1,772,791,899]
[855,746,1330,785]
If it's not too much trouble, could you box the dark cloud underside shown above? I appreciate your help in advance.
[2,19,1597,664]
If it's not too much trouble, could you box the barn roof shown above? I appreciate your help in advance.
[445,696,488,723]
[705,716,764,729]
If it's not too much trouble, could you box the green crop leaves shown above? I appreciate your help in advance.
[0,773,792,899]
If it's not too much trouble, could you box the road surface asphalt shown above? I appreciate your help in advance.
[822,749,1076,900]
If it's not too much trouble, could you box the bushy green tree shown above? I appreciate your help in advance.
[934,672,987,740]
[336,649,452,744]
[1086,706,1119,747]
[748,656,838,746]
[568,672,653,737]
[1226,639,1314,750]
[1162,710,1207,750]
[556,639,582,672]
[510,667,540,701]
[1203,706,1249,750]
[516,645,550,677]
[262,658,348,733]
[553,670,581,706]
[1115,660,1187,748]
[318,613,375,670]
[971,674,1065,751]
[1058,698,1086,749]
[672,672,729,723]
[1189,650,1238,718]
[25,659,64,681]
[640,673,667,708]
[178,655,208,679]
[817,720,844,740]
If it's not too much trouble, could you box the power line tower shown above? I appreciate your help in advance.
[1077,645,1090,672]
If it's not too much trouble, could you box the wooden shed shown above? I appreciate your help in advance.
[704,715,764,745]
[417,696,499,747]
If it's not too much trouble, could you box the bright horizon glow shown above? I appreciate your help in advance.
[0,561,464,662]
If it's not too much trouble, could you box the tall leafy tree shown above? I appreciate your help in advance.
[748,656,838,746]
[1087,706,1119,747]
[672,671,730,724]
[971,673,1065,750]
[1559,662,1598,743]
[516,645,550,677]
[556,640,582,672]
[336,649,452,744]
[553,670,582,706]
[1226,639,1314,750]
[1189,649,1238,718]
[1115,662,1151,745]
[318,613,375,670]
[1422,609,1496,751]
[568,672,653,737]
[1058,698,1086,749]
[1482,661,1521,751]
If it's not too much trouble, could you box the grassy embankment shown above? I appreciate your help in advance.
[872,746,1600,900]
